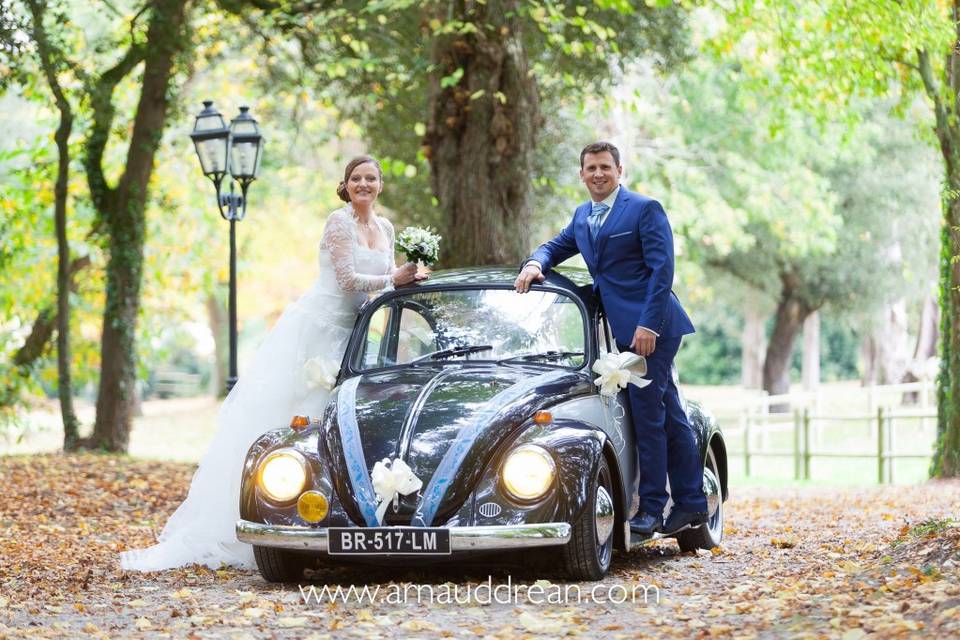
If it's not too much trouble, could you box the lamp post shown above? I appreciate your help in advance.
[189,101,265,393]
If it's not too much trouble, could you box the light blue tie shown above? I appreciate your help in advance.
[589,201,609,251]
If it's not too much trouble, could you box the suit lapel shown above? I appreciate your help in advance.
[574,203,596,266]
[595,187,630,258]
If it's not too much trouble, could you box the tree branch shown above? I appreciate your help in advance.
[917,47,956,175]
[11,255,91,368]
[83,40,147,214]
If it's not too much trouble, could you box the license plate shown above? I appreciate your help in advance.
[328,527,451,555]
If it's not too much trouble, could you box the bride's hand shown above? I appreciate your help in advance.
[392,262,418,286]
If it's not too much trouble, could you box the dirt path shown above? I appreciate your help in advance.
[1,454,957,638]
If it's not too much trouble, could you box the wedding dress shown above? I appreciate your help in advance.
[120,205,396,570]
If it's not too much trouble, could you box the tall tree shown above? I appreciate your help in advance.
[620,60,939,396]
[85,0,189,450]
[240,0,688,266]
[24,0,81,448]
[423,0,539,265]
[712,0,960,474]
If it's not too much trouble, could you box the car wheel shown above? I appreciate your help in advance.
[563,455,615,580]
[677,445,724,552]
[253,545,312,583]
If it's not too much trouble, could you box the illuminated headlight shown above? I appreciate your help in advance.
[258,449,307,503]
[501,445,556,502]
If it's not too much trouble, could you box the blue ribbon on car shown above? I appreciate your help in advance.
[411,369,570,527]
[337,369,571,528]
[336,375,380,527]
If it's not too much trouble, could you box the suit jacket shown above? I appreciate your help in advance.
[528,186,694,345]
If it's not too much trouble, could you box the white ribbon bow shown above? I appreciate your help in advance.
[370,457,423,524]
[592,351,652,397]
[303,355,339,391]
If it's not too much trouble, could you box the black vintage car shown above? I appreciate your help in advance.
[236,267,728,582]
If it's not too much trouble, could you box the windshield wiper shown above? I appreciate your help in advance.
[498,350,584,364]
[411,344,494,363]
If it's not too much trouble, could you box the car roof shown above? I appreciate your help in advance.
[410,266,598,310]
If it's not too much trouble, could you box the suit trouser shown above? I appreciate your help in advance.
[618,336,707,516]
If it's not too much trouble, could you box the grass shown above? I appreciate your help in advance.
[908,517,957,538]
[2,380,938,486]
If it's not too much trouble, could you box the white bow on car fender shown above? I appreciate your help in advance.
[371,457,423,524]
[592,351,652,397]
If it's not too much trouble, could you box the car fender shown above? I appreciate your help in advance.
[505,420,608,525]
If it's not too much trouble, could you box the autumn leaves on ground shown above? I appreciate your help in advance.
[0,454,958,639]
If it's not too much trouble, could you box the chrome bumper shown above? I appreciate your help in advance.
[236,520,571,552]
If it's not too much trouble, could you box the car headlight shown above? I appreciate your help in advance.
[258,449,307,503]
[501,445,556,502]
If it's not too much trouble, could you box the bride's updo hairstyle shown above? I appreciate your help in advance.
[336,155,383,203]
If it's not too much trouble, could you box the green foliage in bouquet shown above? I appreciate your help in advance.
[396,226,441,266]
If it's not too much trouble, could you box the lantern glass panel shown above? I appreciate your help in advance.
[230,140,258,178]
[195,111,226,132]
[197,137,228,175]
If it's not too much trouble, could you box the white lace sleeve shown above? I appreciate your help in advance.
[384,217,398,271]
[321,210,393,292]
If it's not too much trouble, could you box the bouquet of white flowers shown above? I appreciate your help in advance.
[396,226,441,266]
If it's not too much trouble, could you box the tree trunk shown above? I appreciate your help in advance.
[762,280,813,403]
[902,288,939,382]
[87,0,188,451]
[932,195,960,476]
[801,310,820,391]
[860,332,879,387]
[27,0,82,449]
[861,301,910,386]
[916,42,960,477]
[423,0,539,268]
[206,291,228,398]
[900,289,939,404]
[741,301,765,389]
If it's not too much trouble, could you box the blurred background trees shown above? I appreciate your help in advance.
[0,1,952,474]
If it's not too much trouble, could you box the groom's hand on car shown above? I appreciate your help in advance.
[514,263,545,293]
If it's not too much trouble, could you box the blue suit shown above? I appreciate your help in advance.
[528,187,707,516]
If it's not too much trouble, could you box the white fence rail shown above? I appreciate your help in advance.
[713,381,937,483]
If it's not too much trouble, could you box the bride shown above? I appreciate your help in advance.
[121,155,425,570]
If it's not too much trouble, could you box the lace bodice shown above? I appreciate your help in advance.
[320,206,396,292]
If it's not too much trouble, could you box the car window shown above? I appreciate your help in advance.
[354,288,586,370]
[361,306,393,368]
[396,306,436,362]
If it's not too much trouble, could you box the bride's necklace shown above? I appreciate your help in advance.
[350,205,376,230]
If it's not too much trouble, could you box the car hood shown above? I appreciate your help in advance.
[323,365,592,525]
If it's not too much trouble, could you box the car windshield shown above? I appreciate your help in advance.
[353,288,586,371]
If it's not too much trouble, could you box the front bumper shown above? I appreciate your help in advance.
[236,520,571,552]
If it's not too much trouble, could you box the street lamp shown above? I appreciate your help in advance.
[190,100,265,394]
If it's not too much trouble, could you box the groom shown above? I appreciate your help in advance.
[514,142,707,535]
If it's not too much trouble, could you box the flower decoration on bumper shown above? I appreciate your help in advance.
[592,351,652,396]
[371,457,423,524]
[303,355,339,390]
[396,226,441,266]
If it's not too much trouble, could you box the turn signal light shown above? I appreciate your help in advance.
[290,415,310,429]
[533,411,553,424]
[297,491,329,523]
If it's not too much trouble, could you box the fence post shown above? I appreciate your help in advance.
[803,409,811,480]
[886,413,894,484]
[793,410,802,481]
[876,407,885,484]
[742,413,751,477]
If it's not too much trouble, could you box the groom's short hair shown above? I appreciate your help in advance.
[580,142,621,168]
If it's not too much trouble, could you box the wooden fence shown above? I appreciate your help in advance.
[715,381,937,483]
